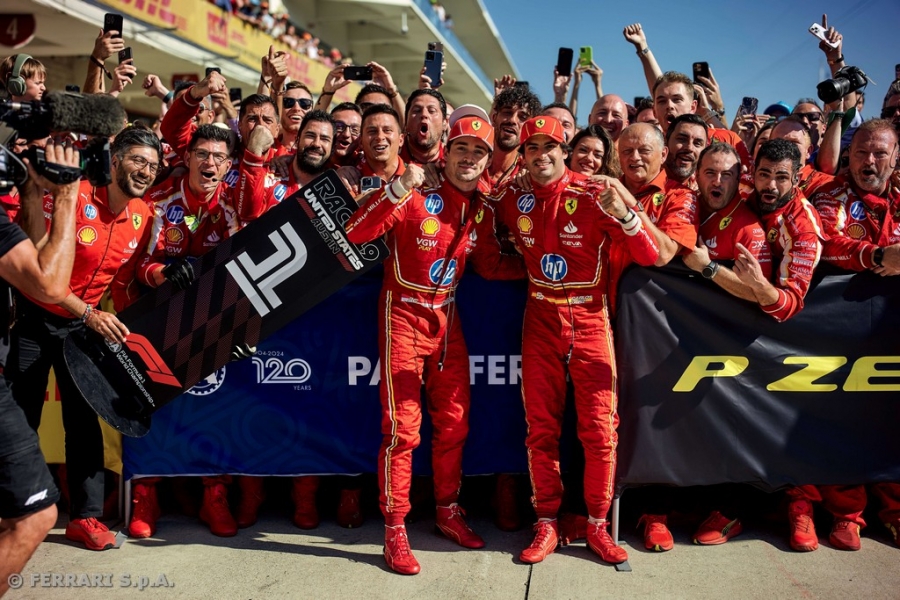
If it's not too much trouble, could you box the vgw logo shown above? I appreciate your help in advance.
[251,356,312,385]
[226,224,308,317]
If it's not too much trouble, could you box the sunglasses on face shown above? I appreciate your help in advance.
[794,112,823,123]
[283,97,313,110]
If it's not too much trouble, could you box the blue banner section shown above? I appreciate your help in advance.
[122,271,529,479]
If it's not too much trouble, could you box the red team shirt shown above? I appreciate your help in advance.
[812,175,900,271]
[698,195,772,278]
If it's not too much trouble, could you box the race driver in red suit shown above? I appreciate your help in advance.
[494,116,659,565]
[345,110,525,575]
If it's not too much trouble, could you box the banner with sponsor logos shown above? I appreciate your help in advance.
[95,0,360,103]
[122,272,529,478]
[615,262,900,492]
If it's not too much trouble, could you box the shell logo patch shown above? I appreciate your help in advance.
[846,223,866,240]
[719,217,732,230]
[84,205,97,220]
[421,217,440,236]
[517,215,533,234]
[77,226,97,246]
[165,227,184,244]
[652,193,665,207]
[565,198,577,214]
[475,207,484,223]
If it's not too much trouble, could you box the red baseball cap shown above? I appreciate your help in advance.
[520,116,566,145]
[447,115,494,152]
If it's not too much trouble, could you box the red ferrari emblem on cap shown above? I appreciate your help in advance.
[472,120,481,130]
[536,119,546,128]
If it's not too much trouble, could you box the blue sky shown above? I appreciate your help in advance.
[481,0,899,124]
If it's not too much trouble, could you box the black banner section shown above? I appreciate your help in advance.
[65,171,388,437]
[615,262,900,493]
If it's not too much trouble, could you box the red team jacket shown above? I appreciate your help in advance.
[28,179,153,315]
[698,195,772,278]
[749,190,824,322]
[812,175,900,271]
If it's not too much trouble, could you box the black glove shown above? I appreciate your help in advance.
[161,258,195,291]
[230,343,257,361]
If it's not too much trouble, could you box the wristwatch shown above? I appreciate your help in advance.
[702,261,720,280]
[873,247,884,267]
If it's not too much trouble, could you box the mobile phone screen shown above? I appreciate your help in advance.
[557,48,574,78]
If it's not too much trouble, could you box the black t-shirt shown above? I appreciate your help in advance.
[0,204,28,333]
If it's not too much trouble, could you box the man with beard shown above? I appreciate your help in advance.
[401,89,447,165]
[338,105,408,198]
[345,109,524,575]
[494,116,658,566]
[486,86,542,194]
[771,117,835,199]
[664,114,708,188]
[274,81,314,156]
[588,94,630,144]
[799,120,900,552]
[238,110,335,211]
[329,102,363,168]
[7,128,159,551]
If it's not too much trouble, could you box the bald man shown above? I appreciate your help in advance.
[770,116,834,198]
[589,94,630,142]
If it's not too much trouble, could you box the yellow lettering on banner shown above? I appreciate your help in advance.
[843,356,900,392]
[97,0,361,103]
[767,357,847,392]
[672,356,749,392]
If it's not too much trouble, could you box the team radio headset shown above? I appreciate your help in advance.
[5,53,31,97]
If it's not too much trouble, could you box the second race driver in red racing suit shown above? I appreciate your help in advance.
[345,112,524,576]
[493,116,660,567]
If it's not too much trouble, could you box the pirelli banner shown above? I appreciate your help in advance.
[615,262,900,492]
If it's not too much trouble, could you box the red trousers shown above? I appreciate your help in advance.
[522,298,618,521]
[789,483,900,527]
[377,290,470,526]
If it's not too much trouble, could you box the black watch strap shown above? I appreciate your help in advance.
[873,247,885,267]
[702,261,720,280]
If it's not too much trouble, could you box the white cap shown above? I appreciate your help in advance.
[449,104,490,128]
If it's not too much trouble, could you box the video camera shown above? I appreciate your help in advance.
[0,91,126,194]
[816,66,868,104]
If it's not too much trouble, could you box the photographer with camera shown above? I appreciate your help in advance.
[5,127,158,552]
[0,141,81,596]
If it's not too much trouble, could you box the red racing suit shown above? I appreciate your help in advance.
[494,169,659,521]
[608,170,698,314]
[748,190,824,322]
[699,195,772,277]
[28,180,153,315]
[792,175,900,527]
[136,176,247,286]
[346,176,524,524]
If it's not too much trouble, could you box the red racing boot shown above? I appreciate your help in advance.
[199,481,238,537]
[587,519,628,564]
[693,511,743,545]
[638,514,674,551]
[336,488,364,528]
[559,512,588,546]
[788,499,818,552]
[235,476,265,528]
[435,503,485,549]
[830,519,861,551]
[128,480,161,538]
[66,517,117,551]
[291,476,320,529]
[384,524,421,575]
[519,519,559,564]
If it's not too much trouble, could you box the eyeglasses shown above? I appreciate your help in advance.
[283,97,313,110]
[793,111,823,123]
[334,121,361,136]
[126,154,161,175]
[192,149,230,165]
[881,106,900,119]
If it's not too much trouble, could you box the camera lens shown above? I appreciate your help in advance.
[817,78,850,104]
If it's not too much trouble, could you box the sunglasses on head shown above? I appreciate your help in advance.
[283,97,313,110]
